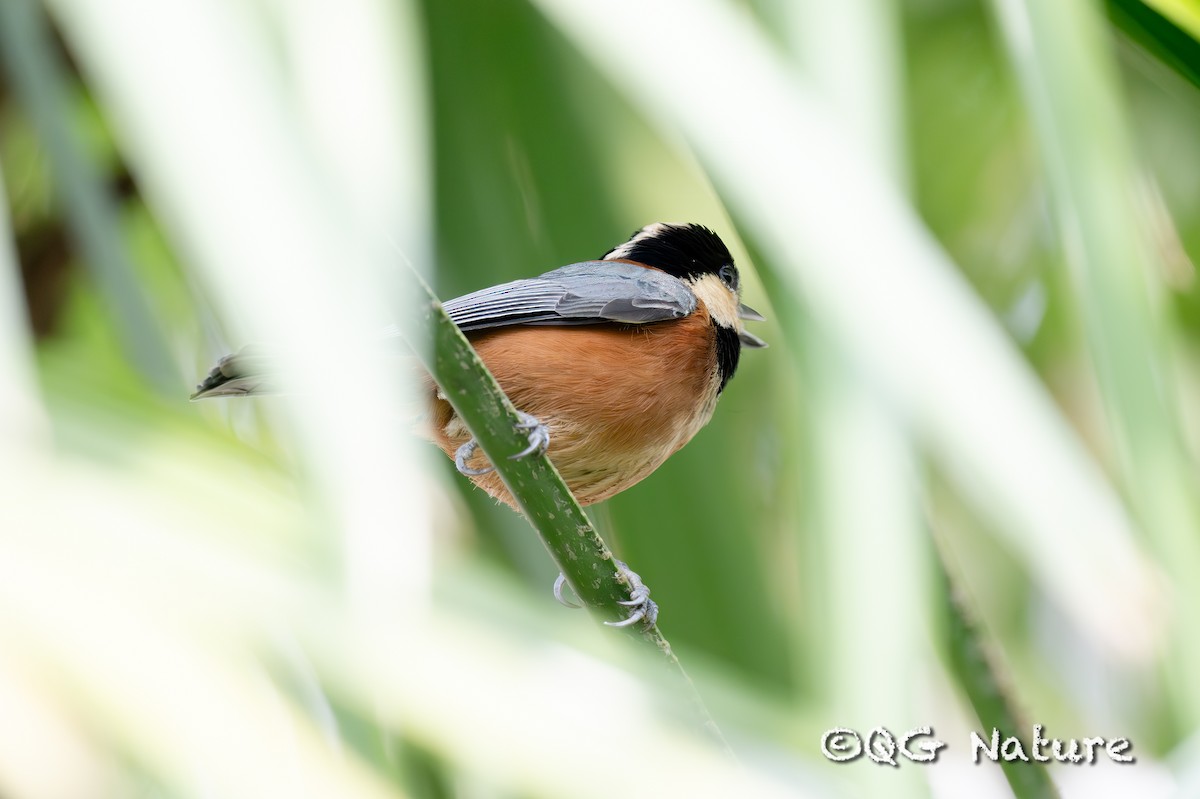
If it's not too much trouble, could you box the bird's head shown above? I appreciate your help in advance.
[603,222,768,349]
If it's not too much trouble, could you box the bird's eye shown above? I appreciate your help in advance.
[718,264,739,290]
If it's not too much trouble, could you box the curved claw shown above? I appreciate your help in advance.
[454,439,495,476]
[553,573,581,609]
[602,560,658,628]
[605,608,647,628]
[510,411,550,460]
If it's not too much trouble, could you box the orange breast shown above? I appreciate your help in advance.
[428,310,718,507]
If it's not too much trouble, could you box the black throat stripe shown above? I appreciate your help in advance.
[715,324,740,394]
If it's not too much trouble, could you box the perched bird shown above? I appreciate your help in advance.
[193,222,766,508]
[193,222,765,626]
[428,222,766,507]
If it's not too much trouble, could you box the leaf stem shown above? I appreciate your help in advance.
[403,269,730,751]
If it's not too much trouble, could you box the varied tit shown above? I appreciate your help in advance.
[192,223,766,508]
[429,222,766,507]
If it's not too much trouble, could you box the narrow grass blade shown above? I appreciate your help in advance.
[937,542,1061,799]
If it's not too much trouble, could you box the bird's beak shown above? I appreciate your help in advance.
[738,302,766,322]
[739,330,768,349]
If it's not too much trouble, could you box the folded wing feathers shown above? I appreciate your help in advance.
[443,261,696,331]
[196,263,700,398]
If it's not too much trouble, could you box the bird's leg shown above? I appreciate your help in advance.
[552,560,659,629]
[454,411,550,476]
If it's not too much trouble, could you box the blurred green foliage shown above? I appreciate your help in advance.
[3,0,1200,796]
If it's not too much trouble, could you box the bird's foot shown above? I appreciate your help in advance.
[454,411,549,476]
[511,411,550,460]
[453,438,492,475]
[606,561,658,628]
[553,560,658,629]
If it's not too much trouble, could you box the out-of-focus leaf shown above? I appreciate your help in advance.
[1108,0,1200,91]
[532,0,1164,662]
[0,0,177,388]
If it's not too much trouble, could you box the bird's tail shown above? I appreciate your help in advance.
[191,341,425,401]
[191,346,282,400]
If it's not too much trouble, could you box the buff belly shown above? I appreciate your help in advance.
[428,313,719,508]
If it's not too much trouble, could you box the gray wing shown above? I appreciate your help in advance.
[193,262,694,400]
[441,261,697,332]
